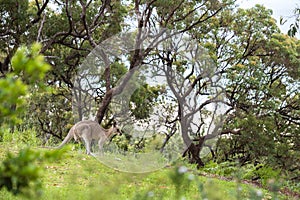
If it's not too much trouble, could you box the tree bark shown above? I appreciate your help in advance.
[95,88,114,124]
[185,143,205,168]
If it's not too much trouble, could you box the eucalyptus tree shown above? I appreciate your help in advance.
[0,0,127,139]
[1,0,299,170]
[89,0,229,167]
[194,4,300,171]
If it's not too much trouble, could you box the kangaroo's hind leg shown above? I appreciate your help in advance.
[80,128,92,155]
[81,136,92,155]
[98,137,106,155]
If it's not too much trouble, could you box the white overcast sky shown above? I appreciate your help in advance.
[237,0,299,36]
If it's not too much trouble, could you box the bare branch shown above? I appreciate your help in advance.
[27,0,50,28]
[37,13,46,42]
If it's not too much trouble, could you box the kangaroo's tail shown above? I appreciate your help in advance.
[56,127,74,149]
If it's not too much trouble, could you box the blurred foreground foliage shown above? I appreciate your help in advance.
[0,147,65,197]
[0,43,50,124]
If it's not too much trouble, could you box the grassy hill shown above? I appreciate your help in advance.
[0,143,297,200]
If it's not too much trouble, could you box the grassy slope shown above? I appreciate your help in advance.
[0,144,296,200]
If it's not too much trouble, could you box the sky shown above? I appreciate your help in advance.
[237,0,300,36]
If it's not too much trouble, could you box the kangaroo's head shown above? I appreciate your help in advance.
[108,122,122,137]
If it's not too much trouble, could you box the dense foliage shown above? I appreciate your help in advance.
[0,0,299,197]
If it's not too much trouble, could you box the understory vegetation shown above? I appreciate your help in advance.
[0,129,299,200]
[0,0,299,199]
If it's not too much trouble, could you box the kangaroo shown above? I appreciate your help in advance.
[57,120,121,155]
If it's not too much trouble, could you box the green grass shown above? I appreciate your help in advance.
[0,143,297,200]
[94,151,170,173]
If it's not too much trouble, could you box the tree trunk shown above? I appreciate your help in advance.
[95,88,114,124]
[95,66,140,124]
[183,136,205,168]
[186,143,205,168]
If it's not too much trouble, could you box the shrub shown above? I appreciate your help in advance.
[242,164,281,186]
[1,128,41,147]
[0,147,64,198]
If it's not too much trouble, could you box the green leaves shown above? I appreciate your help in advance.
[0,147,65,197]
[11,43,51,84]
[130,84,162,119]
[266,34,300,79]
[0,43,51,124]
[281,7,300,37]
[0,75,27,122]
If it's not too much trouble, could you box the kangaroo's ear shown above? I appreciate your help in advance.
[113,121,117,127]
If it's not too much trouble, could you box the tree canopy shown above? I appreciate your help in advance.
[0,0,299,176]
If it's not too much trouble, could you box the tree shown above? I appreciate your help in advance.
[280,7,300,37]
[0,0,299,172]
[218,33,300,171]
[94,0,225,125]
[89,0,228,168]
[0,43,50,125]
[181,4,299,168]
[1,0,127,140]
[206,6,300,173]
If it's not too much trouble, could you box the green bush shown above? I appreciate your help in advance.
[1,128,41,146]
[242,164,281,186]
[202,161,282,189]
[202,161,240,177]
[0,43,51,125]
[0,147,64,198]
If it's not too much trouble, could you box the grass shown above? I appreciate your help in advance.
[0,142,297,200]
[95,151,170,173]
